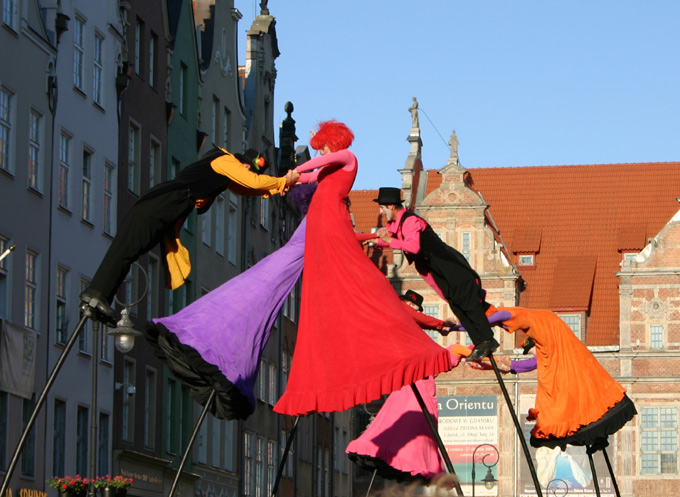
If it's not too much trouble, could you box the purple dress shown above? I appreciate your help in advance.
[145,186,313,420]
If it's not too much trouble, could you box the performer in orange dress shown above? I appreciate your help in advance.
[497,306,636,449]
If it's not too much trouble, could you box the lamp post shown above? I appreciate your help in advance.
[546,478,569,496]
[471,443,499,497]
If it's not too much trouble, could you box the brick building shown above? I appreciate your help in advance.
[348,114,680,496]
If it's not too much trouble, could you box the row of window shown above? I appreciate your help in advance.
[0,392,110,478]
[200,191,241,264]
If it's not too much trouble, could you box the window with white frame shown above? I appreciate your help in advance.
[93,33,104,106]
[243,431,255,497]
[215,195,225,255]
[24,250,38,329]
[58,133,71,208]
[558,314,581,339]
[201,209,212,247]
[423,304,441,342]
[20,397,36,477]
[149,33,157,87]
[52,399,66,478]
[268,364,276,405]
[82,150,93,222]
[267,440,276,496]
[623,252,637,262]
[128,122,141,194]
[103,163,115,234]
[73,17,85,90]
[56,266,68,344]
[260,196,270,230]
[149,138,161,187]
[258,359,267,402]
[461,232,471,261]
[144,368,156,448]
[0,234,10,320]
[3,0,17,30]
[92,33,104,107]
[0,87,14,174]
[256,437,265,497]
[641,407,678,474]
[75,405,88,475]
[650,325,664,350]
[28,109,42,191]
[227,192,238,265]
[519,254,535,266]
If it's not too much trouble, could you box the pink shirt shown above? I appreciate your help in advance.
[373,209,446,299]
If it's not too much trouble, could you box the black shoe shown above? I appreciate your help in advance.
[468,338,500,361]
[80,289,117,328]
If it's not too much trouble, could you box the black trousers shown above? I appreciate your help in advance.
[88,189,195,303]
[428,253,495,346]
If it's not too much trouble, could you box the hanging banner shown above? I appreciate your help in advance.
[0,320,37,399]
[438,395,499,496]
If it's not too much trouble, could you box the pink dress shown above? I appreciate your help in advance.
[345,345,471,481]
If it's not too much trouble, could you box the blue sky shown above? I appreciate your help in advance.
[236,1,680,190]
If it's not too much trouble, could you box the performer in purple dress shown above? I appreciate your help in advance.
[144,185,315,420]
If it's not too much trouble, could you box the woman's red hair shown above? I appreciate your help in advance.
[310,120,354,152]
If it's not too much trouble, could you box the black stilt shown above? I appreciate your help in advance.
[410,383,464,496]
[586,446,602,497]
[0,312,90,497]
[271,416,300,497]
[601,445,621,497]
[488,354,544,497]
[167,389,217,497]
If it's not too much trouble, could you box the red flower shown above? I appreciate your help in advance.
[255,156,265,168]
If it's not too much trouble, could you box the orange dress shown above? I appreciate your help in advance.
[498,307,635,446]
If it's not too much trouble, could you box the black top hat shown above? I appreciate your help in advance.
[522,337,535,355]
[400,289,424,312]
[373,187,404,205]
[234,148,267,173]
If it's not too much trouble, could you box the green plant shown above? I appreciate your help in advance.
[93,476,134,490]
[47,475,91,492]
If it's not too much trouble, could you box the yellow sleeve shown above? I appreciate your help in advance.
[210,153,287,198]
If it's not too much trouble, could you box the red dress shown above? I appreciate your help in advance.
[274,150,452,416]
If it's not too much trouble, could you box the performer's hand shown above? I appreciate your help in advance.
[376,228,392,244]
[285,169,300,188]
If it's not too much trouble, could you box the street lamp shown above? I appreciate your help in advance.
[471,443,499,496]
[546,478,569,496]
[106,263,147,353]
